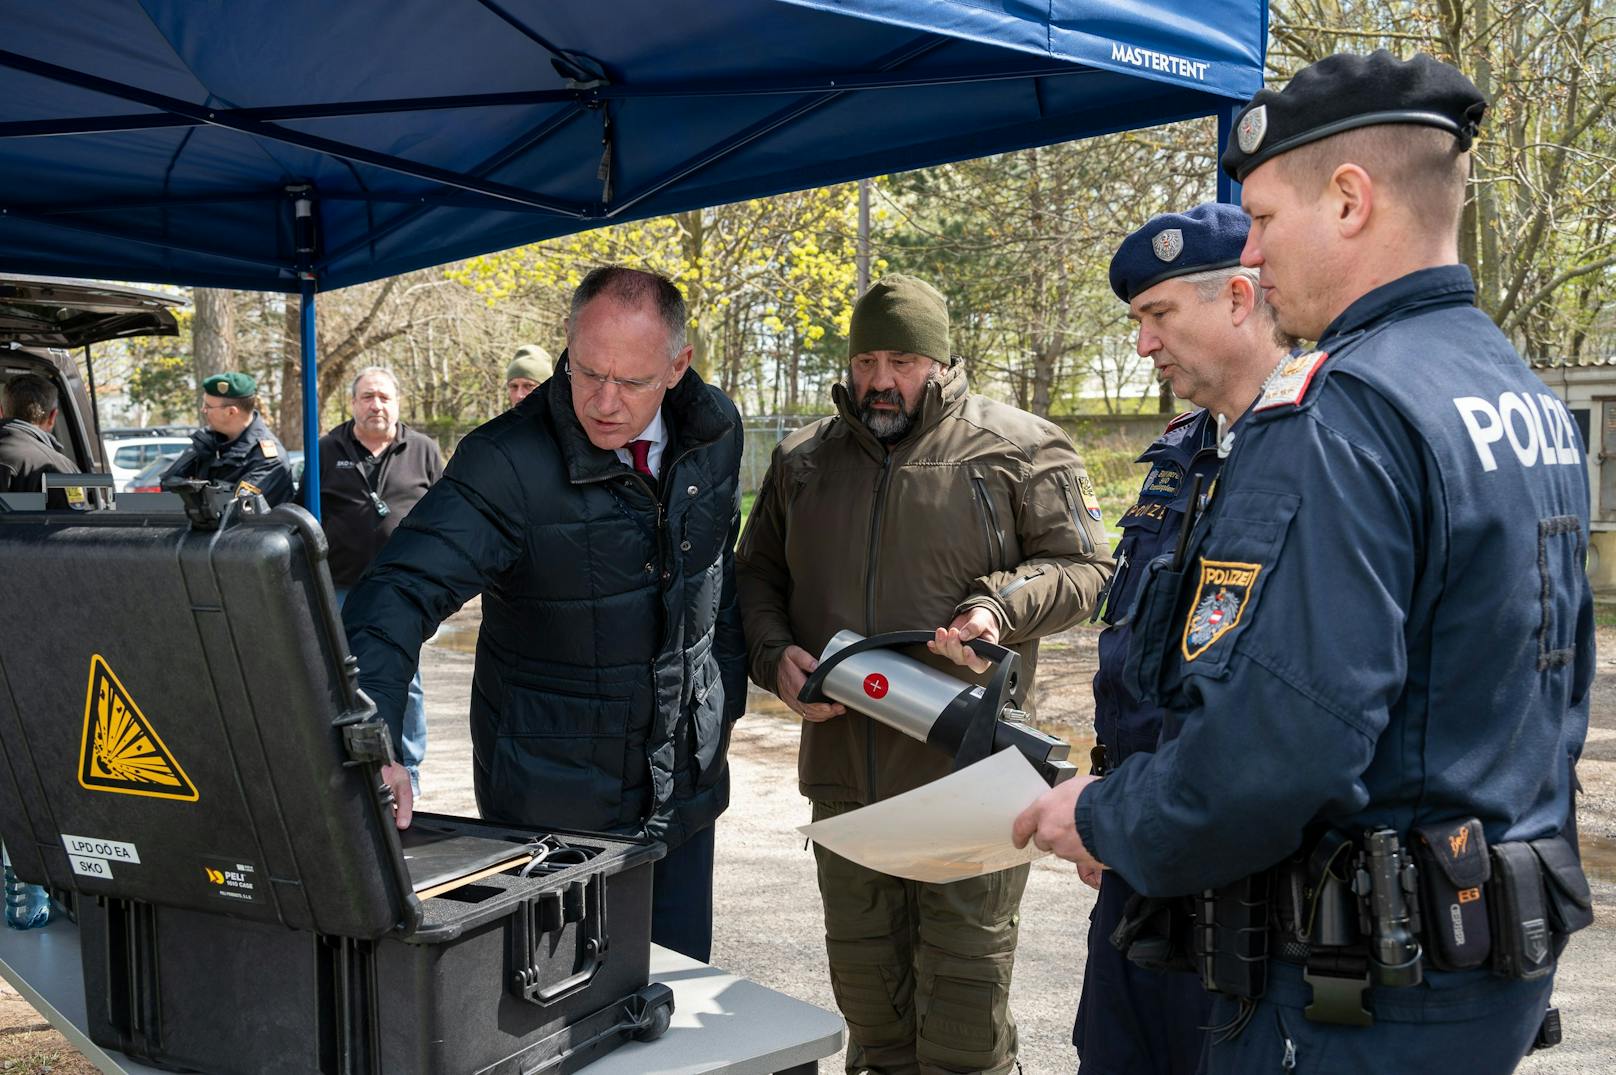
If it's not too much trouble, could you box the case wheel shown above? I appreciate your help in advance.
[629,982,675,1041]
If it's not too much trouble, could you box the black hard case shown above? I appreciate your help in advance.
[0,502,668,1073]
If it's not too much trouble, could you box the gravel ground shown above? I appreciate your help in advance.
[4,603,1610,1073]
[414,604,1616,1075]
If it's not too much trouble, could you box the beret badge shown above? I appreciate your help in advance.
[1151,229,1184,263]
[1237,104,1267,154]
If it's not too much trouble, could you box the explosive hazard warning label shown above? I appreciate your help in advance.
[78,654,198,802]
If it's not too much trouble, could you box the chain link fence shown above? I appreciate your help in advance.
[741,414,822,494]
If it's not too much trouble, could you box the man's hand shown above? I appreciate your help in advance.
[1013,775,1104,876]
[927,606,1001,674]
[380,761,414,829]
[776,644,846,723]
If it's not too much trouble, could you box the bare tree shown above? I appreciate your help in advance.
[191,288,236,406]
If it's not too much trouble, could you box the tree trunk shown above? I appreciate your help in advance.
[787,330,801,412]
[278,295,304,448]
[192,288,237,407]
[677,211,711,380]
[1158,378,1175,415]
[1030,346,1056,417]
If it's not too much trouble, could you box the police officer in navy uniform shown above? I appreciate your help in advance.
[1017,51,1593,1073]
[162,370,294,506]
[1077,203,1295,1074]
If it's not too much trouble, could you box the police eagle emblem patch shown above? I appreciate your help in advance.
[1152,228,1184,263]
[1237,105,1267,154]
[1182,559,1261,660]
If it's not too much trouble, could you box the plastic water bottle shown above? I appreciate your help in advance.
[2,844,52,930]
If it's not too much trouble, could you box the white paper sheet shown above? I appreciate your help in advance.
[798,748,1051,883]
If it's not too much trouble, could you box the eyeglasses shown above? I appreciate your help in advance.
[565,358,667,398]
[200,401,238,412]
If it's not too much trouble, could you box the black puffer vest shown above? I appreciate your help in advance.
[344,364,745,848]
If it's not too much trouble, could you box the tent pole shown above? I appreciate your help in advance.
[292,189,322,519]
[1216,105,1241,206]
[301,279,320,518]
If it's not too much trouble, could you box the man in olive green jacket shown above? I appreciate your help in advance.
[736,274,1113,1075]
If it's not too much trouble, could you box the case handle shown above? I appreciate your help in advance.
[510,875,608,1006]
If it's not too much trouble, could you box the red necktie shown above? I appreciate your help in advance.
[628,439,653,477]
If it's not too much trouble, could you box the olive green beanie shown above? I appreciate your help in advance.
[848,274,950,362]
[506,343,554,383]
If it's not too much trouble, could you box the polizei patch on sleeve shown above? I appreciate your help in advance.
[1182,559,1262,660]
[1255,350,1328,411]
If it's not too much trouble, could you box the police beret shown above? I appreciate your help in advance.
[1109,202,1249,303]
[202,371,257,399]
[1221,50,1487,183]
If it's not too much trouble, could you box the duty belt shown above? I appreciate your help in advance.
[1254,822,1592,1030]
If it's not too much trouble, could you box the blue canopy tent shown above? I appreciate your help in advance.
[0,0,1266,513]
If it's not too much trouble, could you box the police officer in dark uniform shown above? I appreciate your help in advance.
[1077,203,1295,1074]
[1018,52,1593,1074]
[162,371,294,506]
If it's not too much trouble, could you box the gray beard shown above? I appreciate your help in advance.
[856,389,919,443]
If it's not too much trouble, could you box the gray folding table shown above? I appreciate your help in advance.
[0,920,842,1075]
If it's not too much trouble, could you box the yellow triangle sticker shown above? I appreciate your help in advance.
[78,655,198,802]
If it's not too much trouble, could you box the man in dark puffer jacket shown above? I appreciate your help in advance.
[343,267,745,961]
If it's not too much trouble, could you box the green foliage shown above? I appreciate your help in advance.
[113,4,1613,433]
[124,351,195,422]
[1270,0,1616,360]
[448,187,865,409]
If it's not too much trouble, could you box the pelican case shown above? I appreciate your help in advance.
[0,491,670,1073]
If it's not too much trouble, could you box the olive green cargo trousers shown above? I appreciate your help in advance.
[812,800,1029,1075]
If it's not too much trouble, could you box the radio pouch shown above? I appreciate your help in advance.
[1411,818,1490,970]
[1488,842,1553,981]
[1530,835,1593,944]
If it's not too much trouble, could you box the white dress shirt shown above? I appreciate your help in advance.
[613,406,667,478]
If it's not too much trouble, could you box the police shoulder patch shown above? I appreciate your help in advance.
[1182,559,1262,660]
[1255,351,1328,411]
[258,439,279,458]
[234,480,262,499]
[1141,463,1182,498]
[1164,410,1198,432]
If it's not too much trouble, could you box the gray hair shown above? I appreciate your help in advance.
[1178,266,1262,303]
[350,366,400,399]
[1177,266,1297,349]
[568,266,688,358]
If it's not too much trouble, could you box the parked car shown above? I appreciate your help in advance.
[127,449,306,496]
[105,431,194,487]
[0,276,181,480]
[122,448,190,492]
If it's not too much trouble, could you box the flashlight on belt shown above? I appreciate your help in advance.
[797,630,1078,786]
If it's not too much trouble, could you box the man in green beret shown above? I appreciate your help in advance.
[505,343,553,409]
[161,370,294,505]
[737,274,1115,1075]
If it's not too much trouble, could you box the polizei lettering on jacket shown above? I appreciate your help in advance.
[1110,42,1209,81]
[1453,392,1582,472]
[1201,563,1259,588]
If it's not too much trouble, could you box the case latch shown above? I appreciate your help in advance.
[340,720,397,768]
